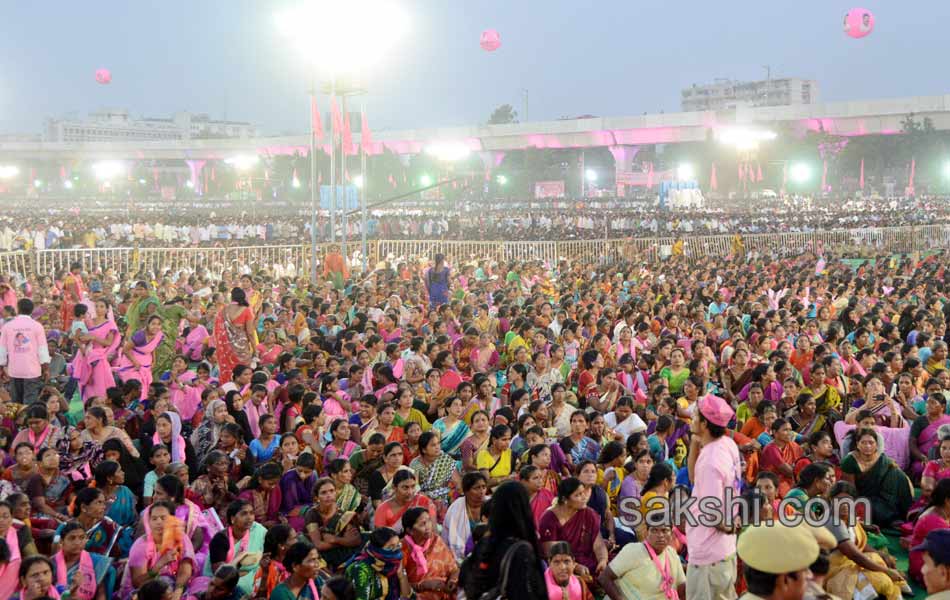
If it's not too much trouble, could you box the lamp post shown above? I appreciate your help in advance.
[309,74,319,284]
[276,0,408,283]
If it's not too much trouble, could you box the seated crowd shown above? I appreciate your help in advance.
[2,243,950,599]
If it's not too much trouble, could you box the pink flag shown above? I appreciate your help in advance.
[756,163,763,182]
[782,163,788,189]
[821,160,828,190]
[738,162,745,182]
[748,163,755,182]
[710,163,718,191]
[310,96,324,140]
[342,111,355,156]
[211,167,216,181]
[647,162,654,188]
[60,165,66,180]
[859,158,865,189]
[909,157,916,192]
[361,111,373,154]
[330,98,344,138]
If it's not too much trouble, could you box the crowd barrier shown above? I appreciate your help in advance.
[0,225,948,279]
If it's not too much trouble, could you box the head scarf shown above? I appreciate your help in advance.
[154,411,186,463]
[57,426,102,481]
[191,399,226,464]
[347,540,404,600]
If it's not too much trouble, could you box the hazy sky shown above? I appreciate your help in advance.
[0,1,944,136]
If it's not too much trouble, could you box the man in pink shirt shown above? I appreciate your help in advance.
[686,393,743,600]
[0,298,50,404]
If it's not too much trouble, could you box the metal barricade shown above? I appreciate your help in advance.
[10,225,950,279]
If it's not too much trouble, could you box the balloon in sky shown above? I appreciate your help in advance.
[480,29,501,52]
[95,68,112,84]
[843,8,874,39]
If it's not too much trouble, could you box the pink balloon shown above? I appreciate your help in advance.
[480,29,501,52]
[95,68,112,84]
[843,8,874,39]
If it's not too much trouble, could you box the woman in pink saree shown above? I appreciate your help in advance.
[72,298,121,402]
[165,355,203,423]
[910,392,950,480]
[178,324,209,362]
[113,315,164,401]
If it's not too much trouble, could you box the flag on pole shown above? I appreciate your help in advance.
[859,158,865,189]
[738,162,745,182]
[909,157,916,193]
[710,163,718,191]
[647,162,654,188]
[342,111,355,156]
[330,98,344,138]
[821,160,828,190]
[756,163,763,182]
[361,110,373,154]
[310,96,324,140]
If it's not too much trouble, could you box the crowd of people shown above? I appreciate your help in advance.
[1,195,948,250]
[4,226,950,599]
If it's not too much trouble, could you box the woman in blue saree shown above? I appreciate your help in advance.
[432,396,470,459]
[94,460,136,556]
[53,522,115,600]
[63,487,120,559]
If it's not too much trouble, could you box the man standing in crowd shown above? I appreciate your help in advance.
[737,523,819,600]
[686,394,743,600]
[914,530,950,599]
[0,298,50,404]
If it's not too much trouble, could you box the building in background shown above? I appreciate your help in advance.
[681,78,819,112]
[44,108,258,142]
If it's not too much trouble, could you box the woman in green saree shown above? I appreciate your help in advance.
[344,527,411,600]
[805,363,842,419]
[327,459,363,514]
[270,541,324,600]
[410,431,461,509]
[124,282,189,377]
[840,428,914,526]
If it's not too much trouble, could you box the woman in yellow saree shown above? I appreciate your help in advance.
[824,481,910,600]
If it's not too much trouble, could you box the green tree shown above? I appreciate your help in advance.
[488,104,518,125]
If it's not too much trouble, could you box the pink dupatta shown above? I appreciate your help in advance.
[114,330,164,400]
[0,526,21,600]
[54,550,97,600]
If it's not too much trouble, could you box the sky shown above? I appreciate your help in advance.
[0,1,946,136]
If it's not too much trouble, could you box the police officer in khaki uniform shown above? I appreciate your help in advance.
[736,523,819,600]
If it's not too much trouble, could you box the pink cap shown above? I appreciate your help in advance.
[699,394,734,427]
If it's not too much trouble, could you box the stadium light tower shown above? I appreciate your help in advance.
[790,163,812,184]
[276,0,409,283]
[93,161,124,181]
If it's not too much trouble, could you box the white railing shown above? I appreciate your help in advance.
[0,225,947,278]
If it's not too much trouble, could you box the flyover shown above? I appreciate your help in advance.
[0,93,947,164]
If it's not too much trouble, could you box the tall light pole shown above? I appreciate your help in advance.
[360,114,368,272]
[276,0,408,283]
[309,74,319,283]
